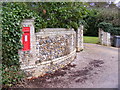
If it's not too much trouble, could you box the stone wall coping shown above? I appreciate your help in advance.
[22,19,35,23]
[21,49,76,70]
[35,29,75,36]
[99,28,111,34]
[21,65,37,70]
[39,28,74,32]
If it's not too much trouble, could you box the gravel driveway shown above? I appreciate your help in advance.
[14,43,118,88]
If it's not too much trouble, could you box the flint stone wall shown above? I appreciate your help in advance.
[19,27,76,78]
[35,28,76,63]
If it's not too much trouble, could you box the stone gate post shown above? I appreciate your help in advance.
[76,25,84,52]
[99,28,111,46]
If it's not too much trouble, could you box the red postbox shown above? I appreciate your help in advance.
[22,27,30,51]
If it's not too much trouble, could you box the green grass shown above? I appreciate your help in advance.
[83,36,99,44]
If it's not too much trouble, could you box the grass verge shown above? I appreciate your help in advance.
[83,36,99,44]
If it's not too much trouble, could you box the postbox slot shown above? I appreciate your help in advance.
[24,35,28,42]
[24,30,30,33]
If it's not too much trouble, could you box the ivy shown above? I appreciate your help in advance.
[2,3,35,66]
[2,2,37,86]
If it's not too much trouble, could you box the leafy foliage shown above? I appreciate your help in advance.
[26,2,90,31]
[2,65,25,87]
[83,3,120,36]
[111,27,120,35]
[96,8,119,27]
[98,22,120,35]
[98,22,113,32]
[83,9,99,36]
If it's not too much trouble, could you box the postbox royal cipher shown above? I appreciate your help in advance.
[22,27,30,51]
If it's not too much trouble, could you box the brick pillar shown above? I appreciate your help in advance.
[76,25,84,52]
[19,19,36,68]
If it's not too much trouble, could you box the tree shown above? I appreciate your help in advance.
[25,2,90,31]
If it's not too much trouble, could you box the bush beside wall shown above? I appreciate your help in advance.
[98,22,120,35]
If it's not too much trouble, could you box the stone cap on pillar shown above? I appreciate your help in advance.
[22,19,34,22]
[21,18,35,27]
[79,25,84,29]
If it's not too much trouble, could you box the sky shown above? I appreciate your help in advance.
[113,0,120,8]
[114,0,120,4]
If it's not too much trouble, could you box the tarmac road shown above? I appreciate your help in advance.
[69,43,118,88]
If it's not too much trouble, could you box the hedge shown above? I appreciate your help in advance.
[98,22,120,35]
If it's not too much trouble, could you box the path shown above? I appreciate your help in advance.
[14,43,118,88]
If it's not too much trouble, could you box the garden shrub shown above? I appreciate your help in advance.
[1,65,25,87]
[111,27,120,35]
[98,22,120,35]
[98,22,113,33]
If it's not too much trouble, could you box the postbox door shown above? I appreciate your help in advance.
[22,27,30,51]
